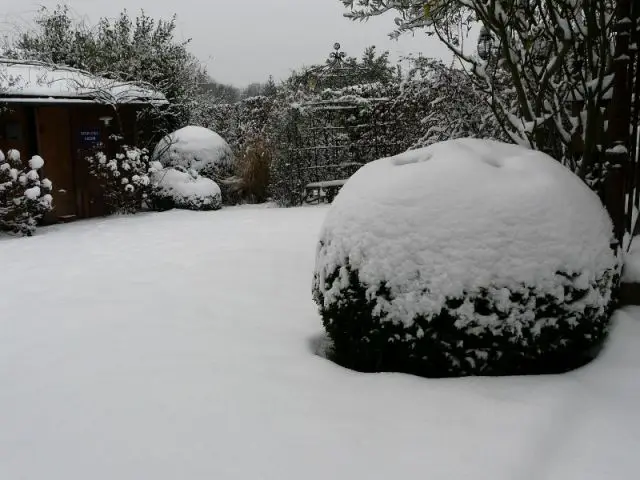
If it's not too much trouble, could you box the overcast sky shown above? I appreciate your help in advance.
[0,0,455,87]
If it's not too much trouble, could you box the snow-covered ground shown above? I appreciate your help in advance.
[0,205,639,480]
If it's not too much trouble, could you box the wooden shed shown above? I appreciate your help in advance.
[0,59,167,221]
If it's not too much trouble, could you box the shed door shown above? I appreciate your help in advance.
[36,107,77,219]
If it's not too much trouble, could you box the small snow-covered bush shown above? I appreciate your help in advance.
[233,139,272,204]
[86,145,152,214]
[150,164,222,211]
[213,139,272,205]
[313,139,619,377]
[152,126,234,181]
[0,150,53,236]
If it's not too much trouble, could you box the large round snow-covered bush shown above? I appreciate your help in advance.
[312,139,619,377]
[150,164,222,211]
[152,126,234,181]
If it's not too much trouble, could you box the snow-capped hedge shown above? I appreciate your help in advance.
[150,164,222,211]
[0,150,53,236]
[312,139,619,377]
[152,126,234,181]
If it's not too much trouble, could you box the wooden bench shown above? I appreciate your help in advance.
[303,179,348,204]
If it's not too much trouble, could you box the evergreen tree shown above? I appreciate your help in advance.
[262,76,278,97]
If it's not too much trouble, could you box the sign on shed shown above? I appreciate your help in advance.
[79,129,101,148]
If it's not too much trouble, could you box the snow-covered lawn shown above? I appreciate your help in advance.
[0,205,639,480]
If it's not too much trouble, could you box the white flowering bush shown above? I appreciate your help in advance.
[0,149,54,236]
[86,145,153,214]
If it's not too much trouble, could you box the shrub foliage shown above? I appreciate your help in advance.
[0,150,53,236]
[86,145,153,214]
[313,263,619,377]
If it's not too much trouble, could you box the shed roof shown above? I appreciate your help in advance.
[0,59,168,105]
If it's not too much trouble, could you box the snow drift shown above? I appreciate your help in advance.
[313,138,619,377]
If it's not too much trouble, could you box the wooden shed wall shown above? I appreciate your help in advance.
[0,105,35,161]
[36,106,75,219]
[1,102,143,222]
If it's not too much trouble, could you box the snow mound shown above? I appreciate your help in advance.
[151,166,222,211]
[313,138,619,376]
[152,126,234,180]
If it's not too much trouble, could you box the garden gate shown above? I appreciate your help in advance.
[285,45,404,196]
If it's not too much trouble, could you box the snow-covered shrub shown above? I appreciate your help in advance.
[313,139,619,377]
[234,139,272,204]
[0,150,53,236]
[193,102,240,151]
[150,164,221,211]
[86,145,152,214]
[196,98,282,205]
[396,57,507,149]
[152,126,234,181]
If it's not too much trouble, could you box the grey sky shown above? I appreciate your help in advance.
[0,0,454,87]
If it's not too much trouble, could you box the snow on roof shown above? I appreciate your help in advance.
[0,59,167,105]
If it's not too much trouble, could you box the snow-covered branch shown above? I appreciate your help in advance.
[340,0,618,181]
